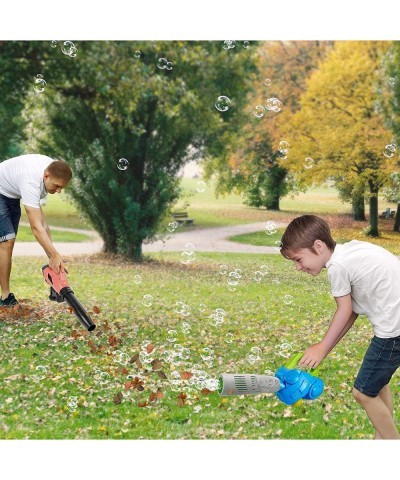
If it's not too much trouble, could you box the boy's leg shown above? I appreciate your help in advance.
[0,239,15,299]
[352,387,399,439]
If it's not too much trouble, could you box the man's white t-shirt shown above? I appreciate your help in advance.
[0,154,53,208]
[326,240,400,338]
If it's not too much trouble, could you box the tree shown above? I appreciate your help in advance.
[2,41,258,259]
[282,41,396,236]
[205,41,333,210]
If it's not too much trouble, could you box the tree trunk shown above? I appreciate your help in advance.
[368,183,379,237]
[352,194,366,221]
[266,196,280,210]
[394,201,400,232]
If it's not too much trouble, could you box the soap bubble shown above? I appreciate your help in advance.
[247,346,262,364]
[142,294,153,307]
[253,105,265,118]
[279,140,289,150]
[117,158,129,170]
[275,342,293,358]
[227,270,241,286]
[243,41,250,48]
[196,181,206,193]
[157,58,168,69]
[259,265,269,275]
[167,221,179,233]
[175,301,191,317]
[253,271,264,283]
[181,322,191,334]
[133,275,142,284]
[264,79,272,87]
[304,157,314,169]
[32,365,47,381]
[67,396,78,412]
[283,294,293,305]
[180,250,196,265]
[274,240,283,252]
[383,143,397,158]
[219,264,228,275]
[33,74,46,93]
[61,41,78,57]
[166,61,174,70]
[265,97,282,112]
[215,96,231,112]
[94,368,110,385]
[389,77,397,86]
[265,221,277,235]
[114,350,130,366]
[224,333,234,343]
[134,50,141,58]
[50,41,58,48]
[166,329,177,342]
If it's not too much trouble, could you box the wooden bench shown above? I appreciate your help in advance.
[379,208,395,219]
[171,212,195,226]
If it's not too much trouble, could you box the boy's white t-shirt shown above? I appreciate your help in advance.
[0,154,53,208]
[326,240,400,338]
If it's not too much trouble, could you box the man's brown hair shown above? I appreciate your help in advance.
[280,215,336,259]
[46,160,73,182]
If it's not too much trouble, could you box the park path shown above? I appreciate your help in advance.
[12,221,285,257]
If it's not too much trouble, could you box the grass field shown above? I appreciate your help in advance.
[1,252,394,440]
[16,225,92,242]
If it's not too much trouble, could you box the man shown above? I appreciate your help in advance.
[0,154,72,306]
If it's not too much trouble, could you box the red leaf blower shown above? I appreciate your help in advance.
[42,265,96,331]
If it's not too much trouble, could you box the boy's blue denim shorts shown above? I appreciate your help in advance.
[354,335,400,397]
[0,193,21,242]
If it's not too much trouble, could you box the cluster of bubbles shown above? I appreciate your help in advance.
[200,347,215,368]
[167,221,179,233]
[304,157,315,169]
[277,140,290,159]
[162,343,191,366]
[274,341,293,358]
[253,97,283,118]
[209,307,227,327]
[157,58,174,70]
[218,265,243,292]
[222,41,250,50]
[67,396,78,412]
[180,242,196,265]
[134,50,141,58]
[117,158,129,170]
[181,321,191,335]
[94,367,110,385]
[175,301,192,317]
[215,95,231,112]
[247,346,262,364]
[32,365,47,381]
[50,41,77,57]
[252,264,270,283]
[138,340,157,365]
[33,74,46,93]
[383,143,397,158]
[196,180,206,193]
[113,350,130,366]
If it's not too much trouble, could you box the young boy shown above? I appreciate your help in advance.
[280,214,400,439]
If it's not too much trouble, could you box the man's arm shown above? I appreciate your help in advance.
[300,294,356,369]
[40,205,52,242]
[25,205,65,273]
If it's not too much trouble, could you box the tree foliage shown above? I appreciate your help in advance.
[281,41,396,235]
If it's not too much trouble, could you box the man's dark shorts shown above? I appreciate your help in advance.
[0,193,21,242]
[354,335,400,397]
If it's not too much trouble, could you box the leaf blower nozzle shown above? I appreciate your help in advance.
[218,374,282,396]
[42,265,96,332]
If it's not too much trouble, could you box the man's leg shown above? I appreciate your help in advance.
[0,239,15,299]
[353,386,400,439]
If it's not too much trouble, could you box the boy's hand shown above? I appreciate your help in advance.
[299,342,329,369]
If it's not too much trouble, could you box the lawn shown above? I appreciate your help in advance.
[16,225,92,242]
[0,252,391,440]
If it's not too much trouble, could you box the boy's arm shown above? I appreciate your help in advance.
[25,205,65,273]
[300,294,356,369]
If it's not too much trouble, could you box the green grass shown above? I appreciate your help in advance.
[0,253,392,440]
[16,226,92,242]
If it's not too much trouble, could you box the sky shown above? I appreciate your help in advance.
[1,1,399,478]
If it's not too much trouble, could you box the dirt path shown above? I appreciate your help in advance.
[13,221,284,257]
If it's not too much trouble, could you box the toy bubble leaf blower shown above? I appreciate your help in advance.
[42,264,96,332]
[218,352,324,406]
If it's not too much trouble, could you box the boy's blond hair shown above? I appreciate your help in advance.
[280,215,336,259]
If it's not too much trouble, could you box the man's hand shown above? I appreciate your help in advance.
[49,252,65,274]
[299,342,329,369]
